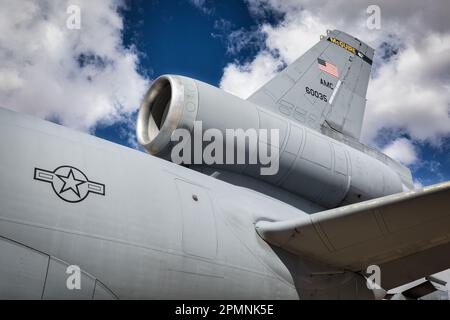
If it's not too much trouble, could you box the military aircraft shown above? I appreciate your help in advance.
[0,29,449,300]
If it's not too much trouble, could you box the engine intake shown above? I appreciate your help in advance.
[137,75,199,156]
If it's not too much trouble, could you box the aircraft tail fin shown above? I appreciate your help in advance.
[247,30,374,141]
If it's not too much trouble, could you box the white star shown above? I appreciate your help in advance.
[57,169,86,198]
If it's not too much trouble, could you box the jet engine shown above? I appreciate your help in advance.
[137,75,403,208]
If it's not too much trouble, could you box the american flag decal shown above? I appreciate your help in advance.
[318,58,339,78]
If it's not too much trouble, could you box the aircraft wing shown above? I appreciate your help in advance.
[255,181,450,289]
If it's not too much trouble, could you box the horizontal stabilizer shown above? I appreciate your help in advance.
[256,181,450,289]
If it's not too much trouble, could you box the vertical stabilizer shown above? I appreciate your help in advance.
[248,30,374,140]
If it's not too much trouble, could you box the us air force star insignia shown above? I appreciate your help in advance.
[34,166,105,203]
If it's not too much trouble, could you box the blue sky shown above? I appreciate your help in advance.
[1,0,449,187]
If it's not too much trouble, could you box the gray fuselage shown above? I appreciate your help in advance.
[0,107,374,299]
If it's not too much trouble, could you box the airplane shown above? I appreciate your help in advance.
[0,29,449,300]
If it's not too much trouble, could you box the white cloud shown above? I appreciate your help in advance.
[261,12,331,64]
[0,0,149,132]
[363,33,450,144]
[382,138,417,166]
[0,69,24,91]
[188,0,214,15]
[413,180,424,190]
[220,52,283,99]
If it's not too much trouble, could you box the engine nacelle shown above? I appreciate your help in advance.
[137,75,403,208]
